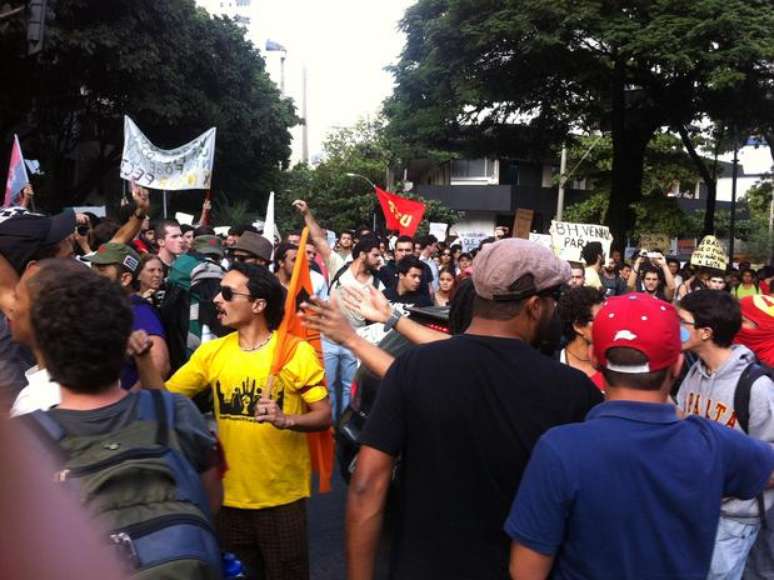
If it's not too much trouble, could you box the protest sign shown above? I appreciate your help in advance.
[690,235,728,270]
[638,233,672,253]
[458,232,488,253]
[529,233,553,250]
[513,208,534,239]
[214,226,230,237]
[550,220,613,262]
[175,212,195,226]
[326,230,337,249]
[120,116,216,190]
[429,222,448,242]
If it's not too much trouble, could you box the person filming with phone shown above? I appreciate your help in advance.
[627,249,677,302]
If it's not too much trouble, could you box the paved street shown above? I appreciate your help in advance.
[308,465,391,580]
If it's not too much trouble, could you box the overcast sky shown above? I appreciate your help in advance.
[198,0,416,164]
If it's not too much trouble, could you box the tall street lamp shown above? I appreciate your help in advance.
[265,39,287,95]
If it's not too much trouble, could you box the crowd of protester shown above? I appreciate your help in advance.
[0,188,773,580]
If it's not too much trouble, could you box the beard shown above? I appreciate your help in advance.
[533,306,562,357]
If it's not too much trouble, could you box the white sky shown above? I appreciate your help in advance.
[197,0,416,164]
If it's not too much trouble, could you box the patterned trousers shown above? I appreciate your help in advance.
[217,500,309,580]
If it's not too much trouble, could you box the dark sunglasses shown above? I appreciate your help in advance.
[219,286,252,302]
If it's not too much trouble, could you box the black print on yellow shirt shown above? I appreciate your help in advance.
[215,379,285,420]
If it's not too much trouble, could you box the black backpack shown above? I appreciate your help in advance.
[733,361,774,527]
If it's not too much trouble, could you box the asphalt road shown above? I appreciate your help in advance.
[308,465,391,580]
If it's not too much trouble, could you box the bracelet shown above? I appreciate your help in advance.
[133,210,146,220]
[384,310,403,332]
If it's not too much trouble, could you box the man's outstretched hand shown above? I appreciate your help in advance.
[300,295,356,346]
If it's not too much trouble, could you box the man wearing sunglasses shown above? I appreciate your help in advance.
[166,262,331,580]
[228,231,273,267]
[347,238,603,580]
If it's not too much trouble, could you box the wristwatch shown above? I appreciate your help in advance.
[384,309,403,332]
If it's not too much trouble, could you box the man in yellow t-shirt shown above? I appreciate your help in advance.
[166,262,331,580]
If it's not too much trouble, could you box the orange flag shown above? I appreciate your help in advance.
[270,226,335,493]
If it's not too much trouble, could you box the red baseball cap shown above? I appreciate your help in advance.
[593,293,681,373]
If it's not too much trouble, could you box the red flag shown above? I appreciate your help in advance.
[269,227,335,493]
[375,186,425,237]
[4,135,29,208]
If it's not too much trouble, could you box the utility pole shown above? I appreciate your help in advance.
[728,142,739,265]
[302,65,309,164]
[555,145,567,221]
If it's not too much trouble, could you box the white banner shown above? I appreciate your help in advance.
[429,222,448,242]
[458,232,488,253]
[549,220,613,263]
[120,116,216,190]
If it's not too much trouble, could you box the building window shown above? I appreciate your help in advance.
[451,158,495,179]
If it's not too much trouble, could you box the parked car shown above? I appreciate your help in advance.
[335,305,450,482]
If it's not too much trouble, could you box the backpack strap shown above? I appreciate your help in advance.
[16,410,70,466]
[136,390,175,447]
[329,263,351,291]
[732,362,772,528]
[733,363,770,435]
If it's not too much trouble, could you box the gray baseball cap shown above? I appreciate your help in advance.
[472,238,570,301]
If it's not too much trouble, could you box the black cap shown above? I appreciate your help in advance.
[0,207,76,274]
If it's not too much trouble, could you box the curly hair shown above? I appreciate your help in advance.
[31,264,133,393]
[229,262,286,330]
[557,286,606,343]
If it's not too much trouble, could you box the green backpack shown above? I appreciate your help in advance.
[27,390,222,579]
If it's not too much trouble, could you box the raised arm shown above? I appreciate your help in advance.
[654,254,676,301]
[627,256,642,291]
[110,184,150,245]
[292,199,332,260]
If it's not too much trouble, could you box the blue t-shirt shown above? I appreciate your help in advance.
[120,295,166,389]
[505,401,774,579]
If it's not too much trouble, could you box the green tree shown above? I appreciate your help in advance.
[0,0,295,211]
[386,0,774,249]
[564,133,704,240]
[275,118,462,236]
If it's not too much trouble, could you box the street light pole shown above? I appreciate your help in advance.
[302,65,309,164]
[556,145,567,221]
[728,142,739,265]
[346,173,379,231]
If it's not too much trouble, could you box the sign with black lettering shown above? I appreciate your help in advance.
[549,220,613,262]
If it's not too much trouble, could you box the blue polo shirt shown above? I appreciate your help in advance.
[505,401,774,579]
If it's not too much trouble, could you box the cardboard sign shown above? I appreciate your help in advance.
[120,116,216,190]
[638,233,672,254]
[214,226,230,237]
[175,212,195,226]
[458,232,488,253]
[513,208,534,239]
[549,220,613,262]
[529,233,553,250]
[429,222,448,242]
[690,235,728,270]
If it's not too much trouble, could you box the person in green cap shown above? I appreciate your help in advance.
[86,242,170,389]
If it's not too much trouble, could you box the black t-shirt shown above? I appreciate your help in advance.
[383,286,433,307]
[48,392,218,472]
[377,260,432,296]
[360,334,603,579]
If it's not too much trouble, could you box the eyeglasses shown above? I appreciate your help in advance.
[219,286,253,302]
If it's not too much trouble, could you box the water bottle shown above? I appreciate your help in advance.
[222,552,246,578]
